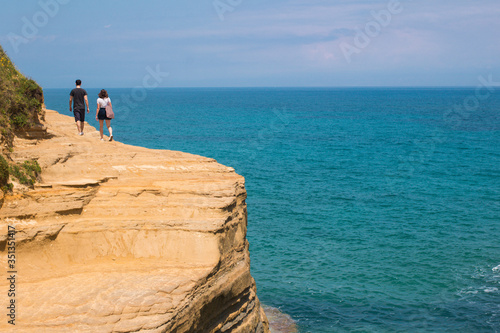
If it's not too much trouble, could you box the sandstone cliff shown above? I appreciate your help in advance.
[0,109,269,332]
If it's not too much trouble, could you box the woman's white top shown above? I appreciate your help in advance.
[97,97,111,108]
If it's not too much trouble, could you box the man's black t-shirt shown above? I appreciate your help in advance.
[70,88,87,110]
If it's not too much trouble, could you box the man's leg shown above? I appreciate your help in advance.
[80,110,86,134]
[74,110,84,134]
[76,121,83,133]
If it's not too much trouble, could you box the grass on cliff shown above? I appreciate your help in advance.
[0,155,9,191]
[0,44,44,192]
[0,44,44,146]
[0,156,41,192]
[8,160,41,187]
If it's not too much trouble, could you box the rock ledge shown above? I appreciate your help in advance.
[0,110,269,333]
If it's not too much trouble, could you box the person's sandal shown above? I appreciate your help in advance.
[109,135,113,142]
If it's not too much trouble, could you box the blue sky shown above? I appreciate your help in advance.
[1,0,499,88]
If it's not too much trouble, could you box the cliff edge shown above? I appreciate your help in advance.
[0,109,269,332]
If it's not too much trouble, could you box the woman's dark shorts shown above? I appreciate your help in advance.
[98,108,111,120]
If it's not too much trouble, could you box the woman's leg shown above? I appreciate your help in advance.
[99,120,104,139]
[106,120,113,140]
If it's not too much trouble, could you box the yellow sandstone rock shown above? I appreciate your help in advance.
[0,109,269,333]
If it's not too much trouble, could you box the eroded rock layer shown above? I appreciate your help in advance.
[0,110,269,333]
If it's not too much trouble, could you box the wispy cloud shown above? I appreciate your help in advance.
[1,0,498,87]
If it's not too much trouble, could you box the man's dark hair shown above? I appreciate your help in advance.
[76,79,82,86]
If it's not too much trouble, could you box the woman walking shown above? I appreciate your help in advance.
[96,89,113,141]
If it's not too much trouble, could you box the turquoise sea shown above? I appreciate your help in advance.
[44,87,500,332]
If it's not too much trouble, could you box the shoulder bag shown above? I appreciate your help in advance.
[105,98,114,119]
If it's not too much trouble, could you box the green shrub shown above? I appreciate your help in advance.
[7,159,41,187]
[0,44,44,141]
[12,113,29,128]
[0,155,8,187]
[22,160,41,175]
[1,183,13,192]
[9,164,22,180]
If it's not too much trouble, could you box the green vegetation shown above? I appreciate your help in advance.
[0,157,41,191]
[8,160,41,187]
[0,155,9,191]
[0,44,44,146]
[0,43,44,192]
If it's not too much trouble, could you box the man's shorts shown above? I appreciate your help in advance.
[74,109,85,122]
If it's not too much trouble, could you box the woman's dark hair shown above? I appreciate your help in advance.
[98,89,108,99]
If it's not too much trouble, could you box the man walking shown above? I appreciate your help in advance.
[69,79,90,135]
